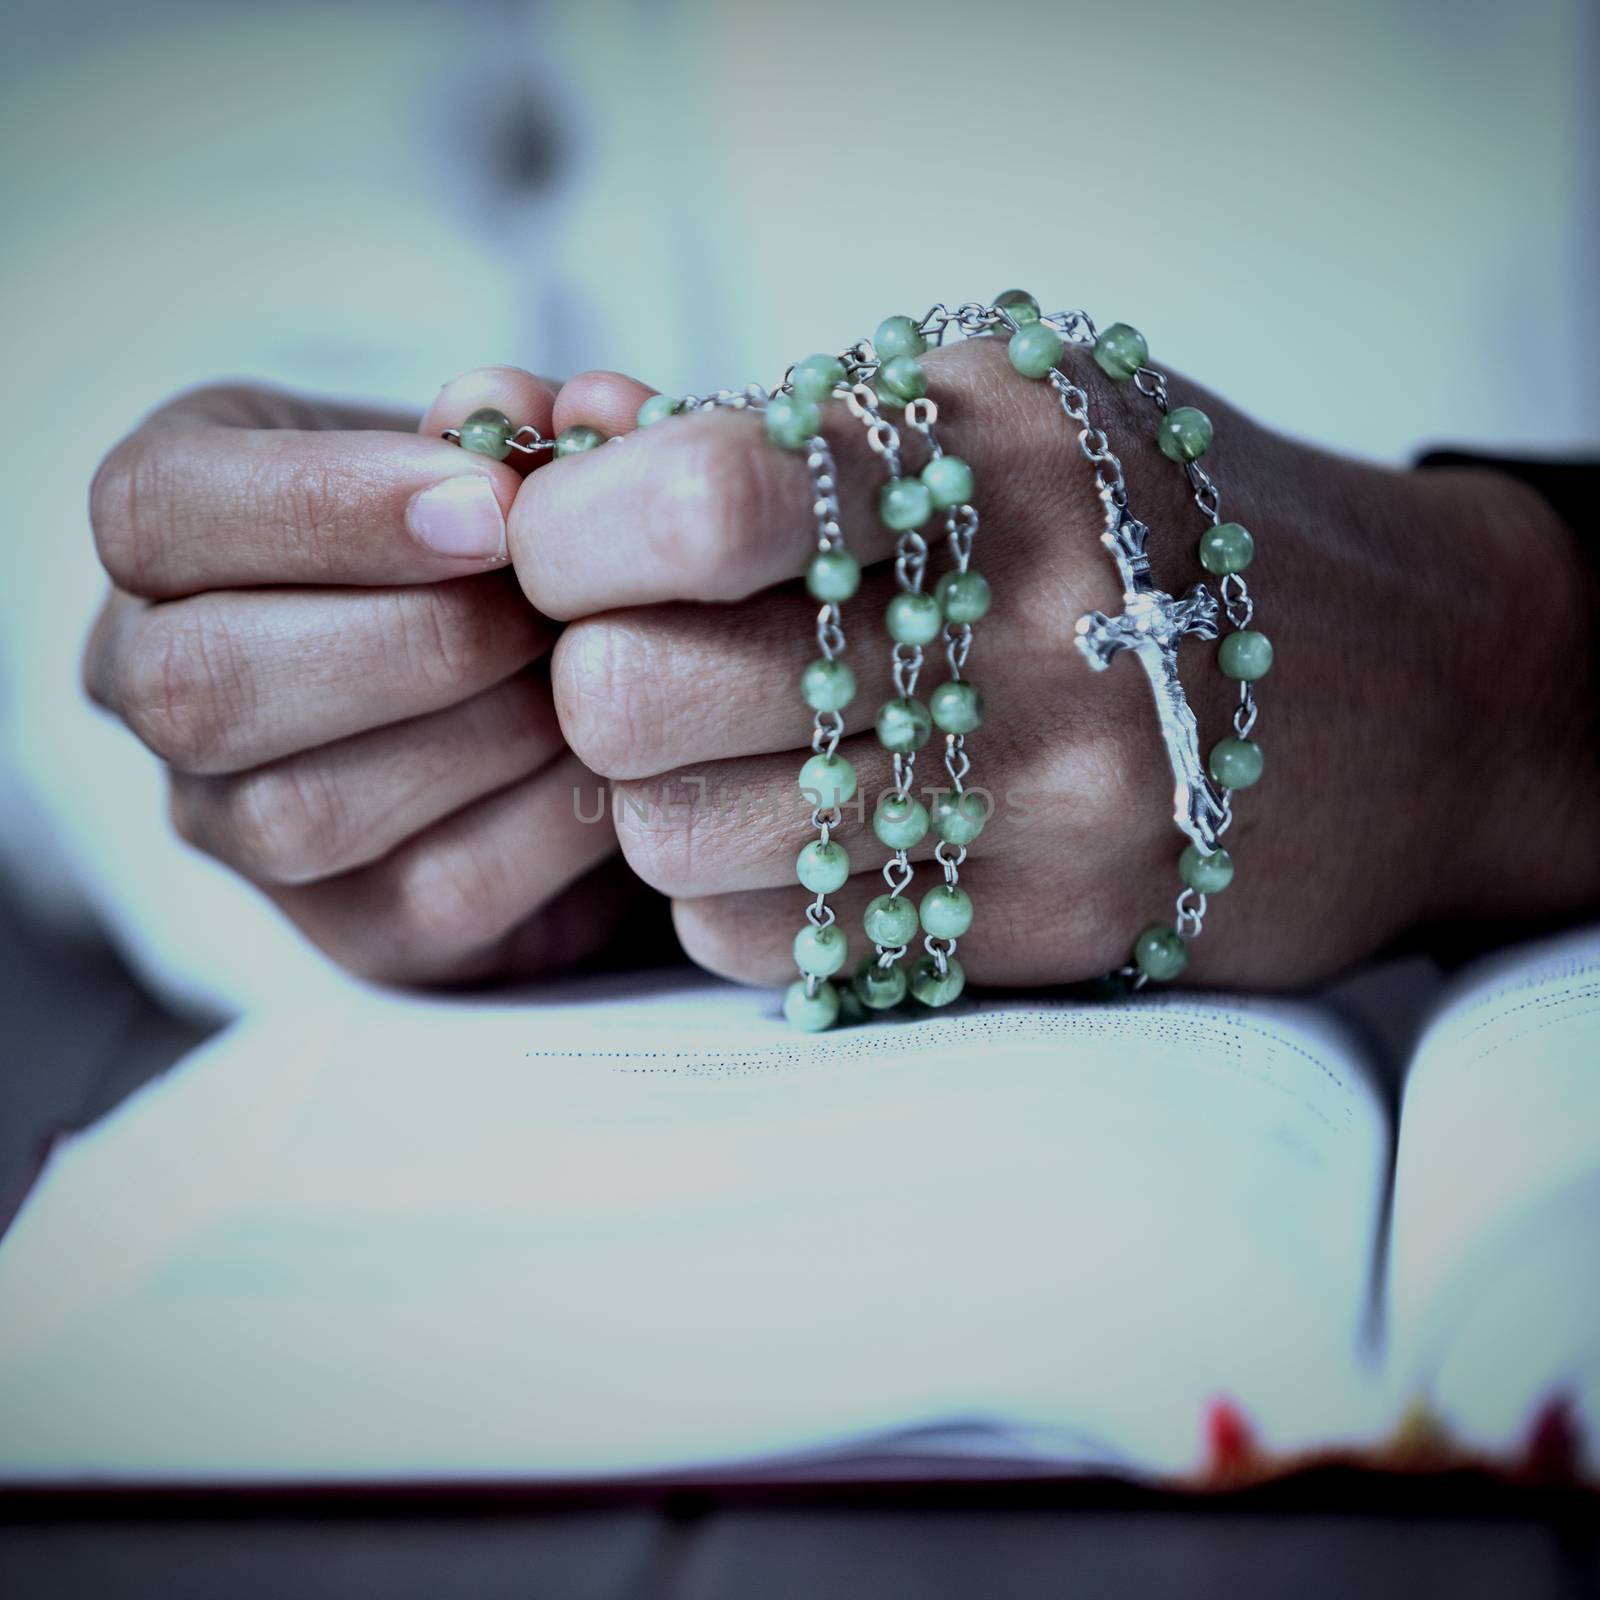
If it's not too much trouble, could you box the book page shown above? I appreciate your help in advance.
[1387,925,1600,1452]
[0,970,1391,1484]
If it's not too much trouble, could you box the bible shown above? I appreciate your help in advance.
[1,927,1595,1487]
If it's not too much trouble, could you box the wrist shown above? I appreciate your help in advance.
[1410,462,1600,928]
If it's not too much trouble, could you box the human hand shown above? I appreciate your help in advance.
[498,335,1600,990]
[84,371,634,985]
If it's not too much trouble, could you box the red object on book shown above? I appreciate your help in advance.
[1203,1398,1257,1482]
[1522,1394,1583,1484]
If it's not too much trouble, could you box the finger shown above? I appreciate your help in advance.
[269,751,617,985]
[417,365,560,470]
[91,383,537,600]
[491,857,665,980]
[675,873,885,987]
[671,854,1116,989]
[85,573,551,774]
[509,338,1046,620]
[607,735,926,900]
[606,733,1014,900]
[550,553,1081,781]
[551,370,657,439]
[551,566,894,780]
[605,714,1127,904]
[509,403,873,621]
[168,670,564,885]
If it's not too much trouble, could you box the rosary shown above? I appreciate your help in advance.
[446,293,1268,1030]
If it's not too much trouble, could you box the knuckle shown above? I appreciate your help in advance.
[166,777,204,848]
[90,433,174,596]
[382,585,501,699]
[714,438,794,594]
[648,429,789,599]
[670,895,739,979]
[223,762,351,885]
[247,435,344,575]
[610,773,715,898]
[672,896,789,986]
[551,619,660,778]
[121,604,254,771]
[384,835,507,960]
[1061,719,1144,828]
[81,599,121,711]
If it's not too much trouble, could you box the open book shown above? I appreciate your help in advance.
[1,927,1596,1489]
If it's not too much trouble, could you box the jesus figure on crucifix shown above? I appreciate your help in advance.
[1074,490,1228,853]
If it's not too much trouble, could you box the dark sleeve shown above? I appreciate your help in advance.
[1408,450,1600,968]
[1416,450,1598,556]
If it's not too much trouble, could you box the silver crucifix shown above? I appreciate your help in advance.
[1074,489,1226,852]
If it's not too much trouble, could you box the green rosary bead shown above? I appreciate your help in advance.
[921,455,975,509]
[880,477,933,531]
[790,352,845,404]
[1218,629,1274,682]
[1198,522,1254,575]
[784,978,840,1031]
[1208,737,1263,790]
[1134,925,1188,981]
[1179,845,1234,895]
[936,570,991,624]
[885,590,942,645]
[796,839,851,894]
[854,957,908,1010]
[1008,321,1063,379]
[873,793,930,849]
[1093,322,1149,381]
[678,298,1281,1014]
[554,425,604,457]
[876,696,933,753]
[910,954,966,1007]
[877,355,928,404]
[874,314,927,360]
[799,751,857,807]
[919,884,973,940]
[793,922,848,978]
[635,393,680,428]
[458,407,514,461]
[807,549,860,603]
[933,790,987,845]
[929,681,983,734]
[766,392,821,452]
[994,288,1041,326]
[864,893,919,948]
[1156,406,1213,463]
[801,657,856,712]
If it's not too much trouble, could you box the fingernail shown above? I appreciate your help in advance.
[407,475,506,561]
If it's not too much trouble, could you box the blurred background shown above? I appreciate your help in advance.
[1,0,1596,1021]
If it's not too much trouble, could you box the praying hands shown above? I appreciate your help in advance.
[84,329,1600,993]
[82,374,638,983]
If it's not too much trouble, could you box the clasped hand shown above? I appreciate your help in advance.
[84,344,1597,988]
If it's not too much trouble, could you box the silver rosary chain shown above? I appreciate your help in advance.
[1125,357,1259,951]
[438,422,556,456]
[903,401,979,982]
[844,381,923,972]
[674,385,848,997]
[798,428,847,979]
